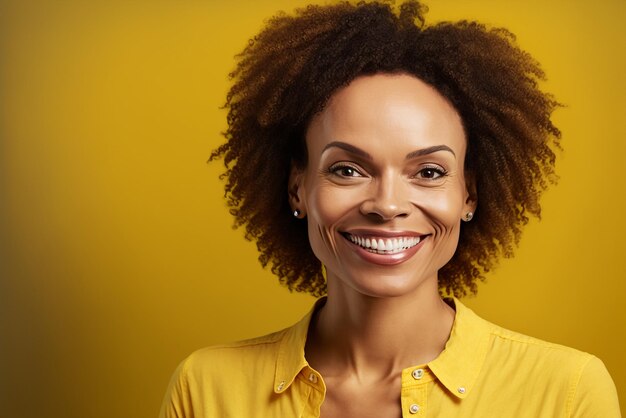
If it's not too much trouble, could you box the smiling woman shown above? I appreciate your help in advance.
[159,1,620,417]
[294,75,473,300]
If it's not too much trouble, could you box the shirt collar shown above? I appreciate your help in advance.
[273,297,325,393]
[427,298,492,399]
[273,297,492,399]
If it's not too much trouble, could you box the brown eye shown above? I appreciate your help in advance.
[340,167,356,176]
[421,168,439,179]
[416,166,447,180]
[330,164,364,177]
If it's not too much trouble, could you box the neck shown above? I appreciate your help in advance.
[306,277,455,383]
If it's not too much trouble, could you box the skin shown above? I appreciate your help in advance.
[289,73,476,418]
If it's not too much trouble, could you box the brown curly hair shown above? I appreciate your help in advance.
[210,0,561,297]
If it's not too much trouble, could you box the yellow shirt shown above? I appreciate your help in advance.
[160,299,621,417]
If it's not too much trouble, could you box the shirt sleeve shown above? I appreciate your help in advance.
[569,355,621,418]
[159,359,194,418]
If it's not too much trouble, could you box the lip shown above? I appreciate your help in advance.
[340,229,428,266]
[342,229,424,238]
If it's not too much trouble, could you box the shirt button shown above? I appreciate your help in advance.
[458,386,466,394]
[409,404,420,414]
[308,373,318,383]
[276,381,285,391]
[412,368,424,379]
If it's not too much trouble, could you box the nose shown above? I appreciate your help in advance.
[359,176,412,221]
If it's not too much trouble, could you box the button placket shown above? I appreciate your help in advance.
[401,380,428,417]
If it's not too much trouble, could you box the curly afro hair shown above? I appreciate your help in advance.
[210,0,561,297]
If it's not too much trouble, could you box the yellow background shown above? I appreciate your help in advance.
[1,1,624,417]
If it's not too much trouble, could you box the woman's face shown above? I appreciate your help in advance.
[290,73,475,298]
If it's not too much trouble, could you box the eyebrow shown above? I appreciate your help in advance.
[322,141,456,159]
[322,141,373,159]
[405,145,456,159]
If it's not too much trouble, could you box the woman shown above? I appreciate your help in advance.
[160,1,620,416]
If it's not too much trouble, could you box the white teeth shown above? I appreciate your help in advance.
[346,234,422,254]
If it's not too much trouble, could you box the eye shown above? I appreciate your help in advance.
[329,163,364,178]
[416,166,447,180]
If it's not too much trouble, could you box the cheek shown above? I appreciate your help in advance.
[411,187,466,235]
[304,183,362,263]
[304,179,359,227]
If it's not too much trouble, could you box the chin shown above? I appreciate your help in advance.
[330,267,439,299]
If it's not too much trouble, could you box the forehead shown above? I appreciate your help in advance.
[306,73,466,157]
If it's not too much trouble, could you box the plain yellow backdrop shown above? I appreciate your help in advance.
[1,1,624,417]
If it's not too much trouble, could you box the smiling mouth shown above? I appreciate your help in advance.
[343,233,423,255]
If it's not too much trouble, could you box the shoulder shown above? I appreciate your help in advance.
[159,302,319,418]
[479,317,620,416]
[450,300,620,416]
[487,320,592,367]
[454,300,595,374]
[453,300,597,376]
[179,328,288,385]
[159,328,293,418]
[191,328,287,360]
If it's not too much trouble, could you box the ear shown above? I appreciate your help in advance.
[288,162,306,217]
[463,170,478,217]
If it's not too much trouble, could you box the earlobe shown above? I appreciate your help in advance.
[462,195,477,222]
[464,193,478,215]
[463,171,478,221]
